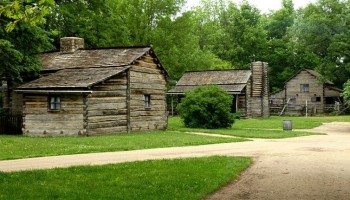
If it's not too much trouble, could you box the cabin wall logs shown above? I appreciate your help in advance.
[86,73,128,135]
[247,62,270,118]
[21,54,167,136]
[22,94,85,136]
[285,71,324,114]
[129,54,167,131]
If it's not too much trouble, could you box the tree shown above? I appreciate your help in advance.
[0,0,54,81]
[342,80,350,105]
[193,0,268,69]
[0,0,54,32]
[286,0,350,88]
[177,85,234,129]
[263,0,297,91]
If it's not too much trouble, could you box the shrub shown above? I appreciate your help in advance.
[177,85,234,129]
[342,80,350,105]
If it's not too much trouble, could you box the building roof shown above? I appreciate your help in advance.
[168,70,251,94]
[37,47,168,76]
[17,67,129,90]
[286,69,334,85]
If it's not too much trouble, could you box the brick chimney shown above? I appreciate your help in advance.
[60,37,84,53]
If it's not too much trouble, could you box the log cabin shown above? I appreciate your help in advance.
[168,62,270,118]
[270,69,343,116]
[2,37,168,136]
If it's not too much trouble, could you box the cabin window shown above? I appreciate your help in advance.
[144,94,151,108]
[48,96,61,111]
[311,96,321,102]
[300,84,309,93]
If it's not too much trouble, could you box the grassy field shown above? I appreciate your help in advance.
[0,115,348,160]
[0,156,252,200]
[232,115,350,129]
[168,115,350,138]
[0,132,247,160]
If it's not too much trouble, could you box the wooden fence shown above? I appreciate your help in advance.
[0,111,23,135]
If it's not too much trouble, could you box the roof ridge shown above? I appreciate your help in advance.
[186,69,250,73]
[39,46,151,54]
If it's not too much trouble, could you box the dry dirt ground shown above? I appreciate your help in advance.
[0,122,350,199]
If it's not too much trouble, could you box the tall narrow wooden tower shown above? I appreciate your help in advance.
[247,61,270,117]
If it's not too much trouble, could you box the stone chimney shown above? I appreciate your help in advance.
[60,37,84,53]
[247,61,270,118]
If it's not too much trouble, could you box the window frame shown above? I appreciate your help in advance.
[144,94,151,108]
[48,96,61,111]
[300,84,310,93]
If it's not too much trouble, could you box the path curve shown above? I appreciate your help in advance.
[206,122,350,200]
[0,122,350,199]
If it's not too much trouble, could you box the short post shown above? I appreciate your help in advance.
[305,100,308,117]
[171,95,174,117]
[283,120,292,131]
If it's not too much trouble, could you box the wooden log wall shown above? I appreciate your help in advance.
[237,94,247,116]
[129,54,167,131]
[10,92,23,112]
[87,73,128,135]
[324,87,341,97]
[247,62,270,118]
[23,94,85,136]
[285,71,324,114]
[251,64,263,97]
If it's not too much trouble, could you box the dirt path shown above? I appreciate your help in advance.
[0,122,350,199]
[205,122,350,200]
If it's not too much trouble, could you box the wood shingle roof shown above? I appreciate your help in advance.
[38,47,152,71]
[168,70,251,94]
[17,67,129,90]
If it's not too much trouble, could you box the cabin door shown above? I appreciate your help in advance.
[231,95,237,113]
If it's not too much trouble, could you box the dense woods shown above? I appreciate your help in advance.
[1,0,350,94]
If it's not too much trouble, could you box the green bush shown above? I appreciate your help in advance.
[342,80,350,105]
[177,85,234,129]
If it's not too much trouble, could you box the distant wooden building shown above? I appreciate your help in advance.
[168,62,270,118]
[270,69,343,115]
[3,37,168,136]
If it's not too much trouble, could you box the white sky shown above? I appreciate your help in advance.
[185,0,318,13]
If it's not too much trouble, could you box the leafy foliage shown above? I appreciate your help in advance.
[342,80,350,104]
[2,0,350,92]
[177,85,234,129]
[0,0,54,32]
[0,0,54,81]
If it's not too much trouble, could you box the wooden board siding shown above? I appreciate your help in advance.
[270,90,285,114]
[237,94,247,115]
[129,54,167,131]
[11,92,23,112]
[87,73,128,135]
[285,71,324,114]
[324,87,341,97]
[246,62,269,118]
[23,95,85,136]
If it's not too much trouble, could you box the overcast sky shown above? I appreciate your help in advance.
[185,0,318,13]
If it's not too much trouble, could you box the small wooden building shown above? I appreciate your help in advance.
[5,37,168,136]
[168,62,270,118]
[270,69,343,115]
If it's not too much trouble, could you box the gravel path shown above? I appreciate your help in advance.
[0,122,349,199]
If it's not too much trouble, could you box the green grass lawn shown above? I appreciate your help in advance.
[168,115,350,138]
[232,115,350,129]
[0,132,247,160]
[0,156,252,200]
[1,115,348,160]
